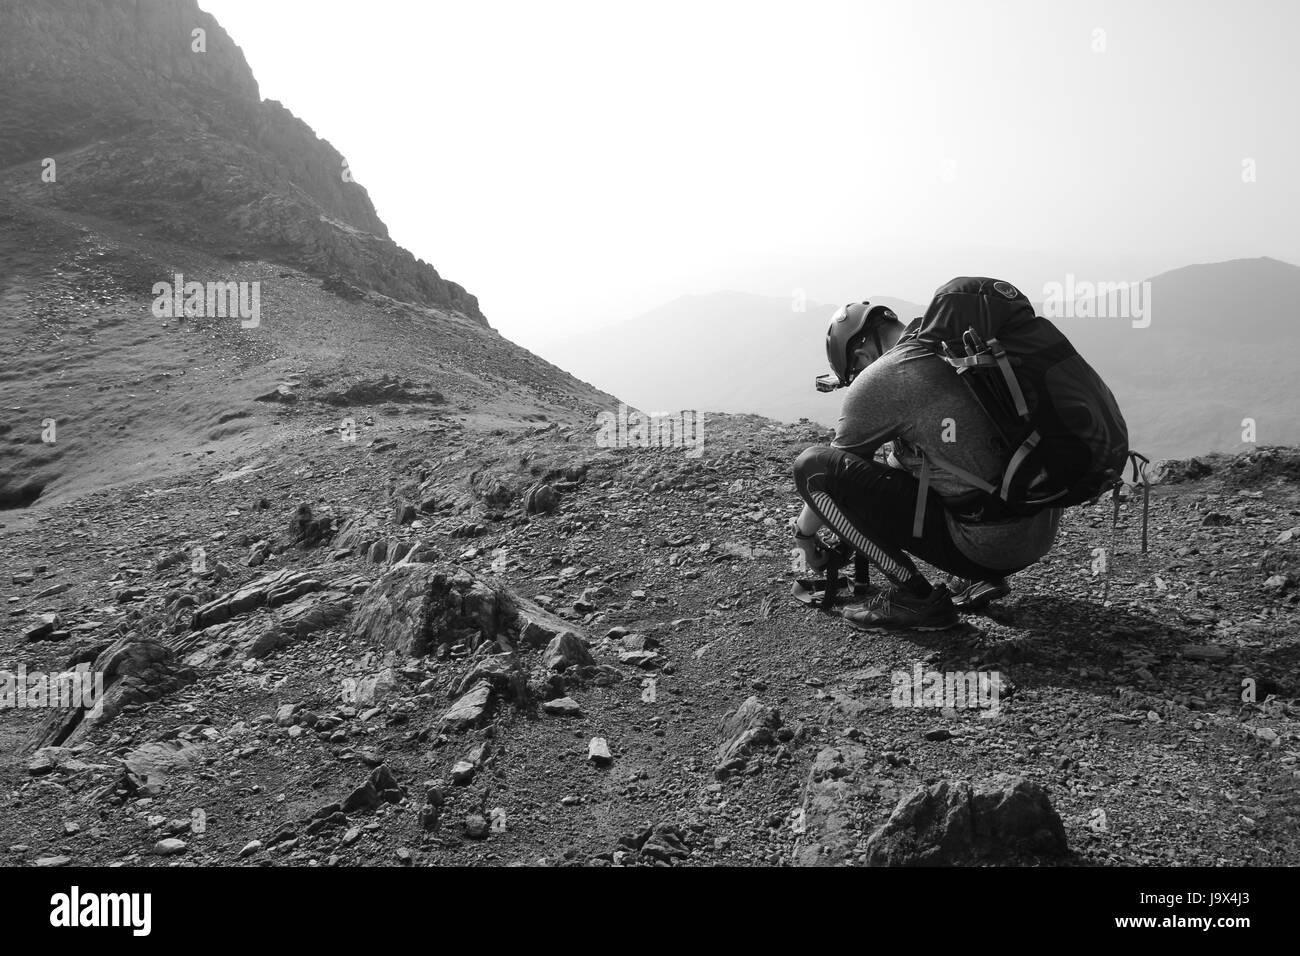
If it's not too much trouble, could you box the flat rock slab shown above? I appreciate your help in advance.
[512,595,580,649]
[439,681,494,732]
[191,568,324,631]
[541,696,582,716]
[27,746,110,776]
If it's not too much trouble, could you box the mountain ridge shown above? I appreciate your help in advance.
[0,0,480,319]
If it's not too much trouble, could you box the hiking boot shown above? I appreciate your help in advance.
[950,577,1011,612]
[843,584,959,632]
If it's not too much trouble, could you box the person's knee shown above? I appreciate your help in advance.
[793,445,836,487]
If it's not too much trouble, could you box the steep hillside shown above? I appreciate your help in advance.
[0,194,612,511]
[0,0,618,512]
[0,0,479,317]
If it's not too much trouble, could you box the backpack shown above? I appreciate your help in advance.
[898,276,1137,538]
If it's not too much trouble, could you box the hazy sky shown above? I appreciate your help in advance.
[201,0,1299,350]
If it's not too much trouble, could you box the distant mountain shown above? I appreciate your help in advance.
[535,259,1300,460]
[536,290,926,427]
[1046,257,1300,460]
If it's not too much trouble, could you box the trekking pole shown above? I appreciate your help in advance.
[820,545,845,613]
[1128,452,1151,555]
[854,551,872,597]
[1141,479,1149,555]
[1103,484,1120,605]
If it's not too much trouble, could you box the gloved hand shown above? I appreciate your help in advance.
[794,530,830,572]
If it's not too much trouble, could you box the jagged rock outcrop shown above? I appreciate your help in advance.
[0,0,483,320]
[190,568,326,631]
[714,696,782,778]
[348,563,584,658]
[1149,456,1213,485]
[25,636,198,751]
[175,589,355,664]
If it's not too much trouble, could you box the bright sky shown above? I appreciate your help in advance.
[201,0,1299,350]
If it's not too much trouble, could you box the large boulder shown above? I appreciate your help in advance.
[862,777,1069,866]
[541,632,594,671]
[287,503,337,547]
[244,590,354,659]
[524,483,559,515]
[507,595,577,649]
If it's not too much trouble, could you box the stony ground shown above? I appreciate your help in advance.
[3,395,1298,867]
[6,0,1294,871]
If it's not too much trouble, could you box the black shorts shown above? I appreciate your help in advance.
[794,445,1024,584]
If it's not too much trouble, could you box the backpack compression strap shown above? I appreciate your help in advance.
[987,338,1029,419]
[911,447,1000,538]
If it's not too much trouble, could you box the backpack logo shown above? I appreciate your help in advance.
[993,281,1018,299]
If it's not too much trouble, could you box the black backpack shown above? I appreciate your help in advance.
[899,276,1137,536]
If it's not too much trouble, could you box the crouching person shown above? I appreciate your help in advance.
[794,300,1060,632]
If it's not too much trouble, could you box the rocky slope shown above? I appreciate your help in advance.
[1,0,1295,870]
[2,410,1297,866]
[0,190,612,510]
[0,0,480,318]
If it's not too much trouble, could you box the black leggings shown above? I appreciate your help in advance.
[794,445,1019,587]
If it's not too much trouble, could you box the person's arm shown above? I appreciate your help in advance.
[832,424,895,461]
[795,349,906,555]
[830,353,904,461]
